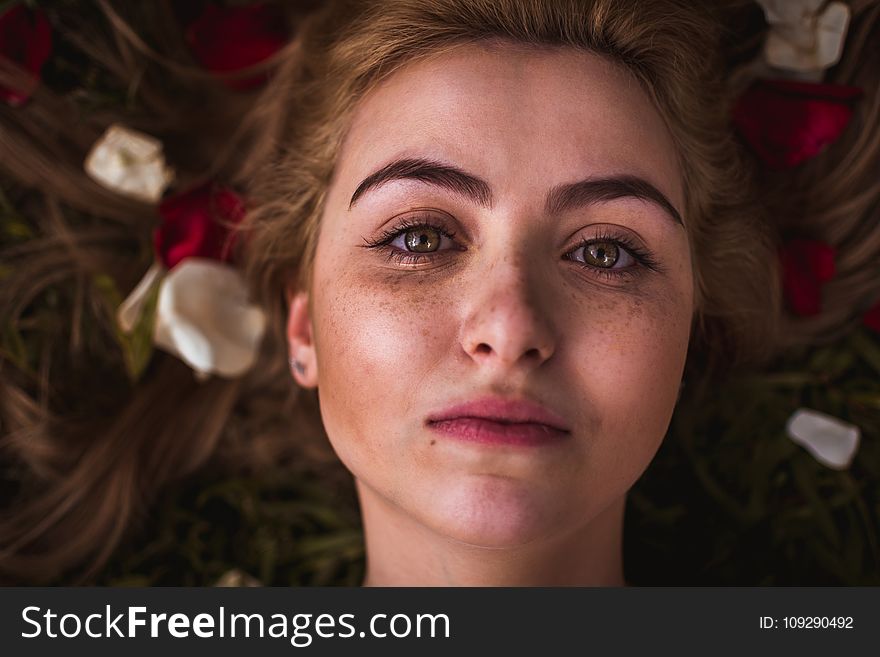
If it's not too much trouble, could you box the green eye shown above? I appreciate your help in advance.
[404,227,442,252]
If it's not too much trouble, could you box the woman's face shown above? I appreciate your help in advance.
[288,42,694,548]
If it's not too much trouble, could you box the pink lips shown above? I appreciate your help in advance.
[427,396,571,447]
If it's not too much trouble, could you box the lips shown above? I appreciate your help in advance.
[426,396,571,447]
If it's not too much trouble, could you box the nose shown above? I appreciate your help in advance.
[459,250,557,372]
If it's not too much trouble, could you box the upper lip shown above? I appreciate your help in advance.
[427,395,571,432]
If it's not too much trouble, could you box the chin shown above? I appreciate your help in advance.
[424,473,570,549]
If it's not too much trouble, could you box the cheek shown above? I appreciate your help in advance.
[563,284,691,488]
[310,260,457,471]
[581,290,690,399]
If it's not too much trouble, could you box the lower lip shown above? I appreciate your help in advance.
[427,418,570,447]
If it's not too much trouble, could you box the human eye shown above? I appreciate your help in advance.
[563,228,664,282]
[360,210,463,266]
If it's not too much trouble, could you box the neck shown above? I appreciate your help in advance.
[357,481,627,587]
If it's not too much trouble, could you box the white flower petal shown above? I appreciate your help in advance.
[758,0,824,27]
[84,124,175,203]
[157,315,215,374]
[786,408,860,470]
[117,262,166,333]
[153,259,266,378]
[763,2,850,74]
[214,569,262,587]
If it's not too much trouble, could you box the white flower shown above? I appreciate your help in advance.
[214,569,262,587]
[153,258,266,378]
[117,261,166,333]
[84,124,175,203]
[758,1,850,78]
[786,408,860,470]
[759,0,824,26]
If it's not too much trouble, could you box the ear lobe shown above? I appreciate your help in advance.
[286,290,319,388]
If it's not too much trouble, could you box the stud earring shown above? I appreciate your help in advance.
[289,357,306,375]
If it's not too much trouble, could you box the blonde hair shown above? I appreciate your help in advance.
[1,0,877,584]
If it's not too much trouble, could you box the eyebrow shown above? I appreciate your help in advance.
[348,157,684,227]
[546,175,684,227]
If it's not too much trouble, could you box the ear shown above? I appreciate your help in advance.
[286,289,319,388]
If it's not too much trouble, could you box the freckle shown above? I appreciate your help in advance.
[430,439,436,446]
[381,274,403,290]
[628,296,645,319]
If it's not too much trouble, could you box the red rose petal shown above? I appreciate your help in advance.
[184,3,288,91]
[732,79,863,169]
[155,184,246,269]
[779,239,837,317]
[863,301,880,334]
[0,6,52,106]
[805,240,836,284]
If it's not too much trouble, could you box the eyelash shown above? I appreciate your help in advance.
[361,214,662,281]
[361,214,461,267]
[569,229,663,281]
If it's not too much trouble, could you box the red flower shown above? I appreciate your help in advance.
[864,301,880,334]
[154,184,246,269]
[779,239,837,317]
[0,5,52,106]
[184,3,287,90]
[732,79,862,169]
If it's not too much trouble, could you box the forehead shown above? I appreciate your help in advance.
[334,41,683,217]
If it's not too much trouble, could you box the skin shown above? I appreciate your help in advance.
[287,41,694,586]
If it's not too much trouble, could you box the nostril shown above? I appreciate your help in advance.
[475,343,492,355]
[524,347,542,360]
